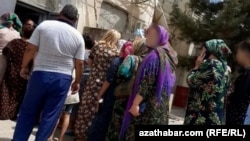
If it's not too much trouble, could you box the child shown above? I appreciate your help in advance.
[226,40,250,125]
[48,70,80,141]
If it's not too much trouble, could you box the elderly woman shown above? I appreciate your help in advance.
[87,41,133,141]
[120,24,178,141]
[0,13,22,84]
[184,39,231,125]
[74,29,121,141]
[0,19,34,120]
[106,37,148,141]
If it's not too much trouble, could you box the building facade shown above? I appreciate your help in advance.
[160,0,192,108]
[1,0,192,108]
[0,0,155,35]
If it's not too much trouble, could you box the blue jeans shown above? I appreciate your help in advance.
[244,105,250,125]
[12,71,72,141]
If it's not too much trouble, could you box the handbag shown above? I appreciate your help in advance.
[64,92,80,105]
[114,56,140,98]
[64,70,80,105]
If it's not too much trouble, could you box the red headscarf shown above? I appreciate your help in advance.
[120,41,133,59]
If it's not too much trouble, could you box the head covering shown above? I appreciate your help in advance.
[134,28,144,38]
[205,39,231,70]
[154,24,169,46]
[132,38,148,57]
[118,39,127,51]
[120,41,133,59]
[120,24,177,138]
[0,13,22,33]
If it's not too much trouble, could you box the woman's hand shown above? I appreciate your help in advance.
[95,97,103,112]
[194,50,206,69]
[20,67,30,80]
[71,82,80,94]
[129,104,140,117]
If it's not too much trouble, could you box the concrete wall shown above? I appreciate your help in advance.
[17,0,97,33]
[161,0,190,57]
[159,0,191,87]
[98,2,128,32]
[97,0,154,33]
[0,0,17,15]
[175,67,189,87]
[18,0,59,11]
[15,0,155,33]
[76,0,100,32]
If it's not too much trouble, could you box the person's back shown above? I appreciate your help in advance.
[32,20,84,75]
[12,4,85,141]
[0,27,20,52]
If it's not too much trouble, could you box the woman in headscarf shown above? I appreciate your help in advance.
[226,40,250,125]
[87,41,133,141]
[184,39,231,125]
[106,37,148,141]
[74,29,121,141]
[0,19,34,120]
[119,24,178,141]
[0,13,22,84]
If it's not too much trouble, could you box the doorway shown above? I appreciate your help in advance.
[14,1,49,25]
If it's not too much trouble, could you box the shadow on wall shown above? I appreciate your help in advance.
[0,138,12,141]
[83,27,135,41]
[84,27,108,41]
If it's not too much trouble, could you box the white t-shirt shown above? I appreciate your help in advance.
[29,20,85,75]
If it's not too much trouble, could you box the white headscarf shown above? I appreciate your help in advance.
[118,39,127,52]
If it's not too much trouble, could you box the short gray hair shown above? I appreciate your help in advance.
[60,4,78,21]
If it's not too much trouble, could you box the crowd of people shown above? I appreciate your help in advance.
[0,3,250,141]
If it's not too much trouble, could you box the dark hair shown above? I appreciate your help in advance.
[60,4,78,21]
[22,25,35,39]
[83,34,95,49]
[238,40,250,53]
[23,19,37,28]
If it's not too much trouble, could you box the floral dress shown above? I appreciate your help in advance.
[0,39,28,120]
[74,43,119,140]
[184,59,229,125]
[124,47,174,141]
[106,55,141,141]
[87,57,124,141]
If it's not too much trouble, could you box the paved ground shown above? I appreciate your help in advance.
[0,106,185,141]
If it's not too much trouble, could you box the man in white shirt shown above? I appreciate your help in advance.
[12,4,85,141]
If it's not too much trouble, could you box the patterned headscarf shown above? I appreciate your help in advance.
[120,41,133,59]
[0,13,22,33]
[205,39,231,70]
[120,24,177,138]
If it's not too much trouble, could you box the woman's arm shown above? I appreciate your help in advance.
[87,59,92,68]
[187,60,214,88]
[98,58,121,99]
[98,81,111,100]
[129,94,143,116]
[129,63,157,117]
[88,45,98,68]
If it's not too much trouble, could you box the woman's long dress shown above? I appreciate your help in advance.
[74,44,119,140]
[184,59,229,125]
[87,57,123,141]
[0,39,28,120]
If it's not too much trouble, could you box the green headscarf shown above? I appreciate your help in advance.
[0,13,22,33]
[205,39,232,70]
